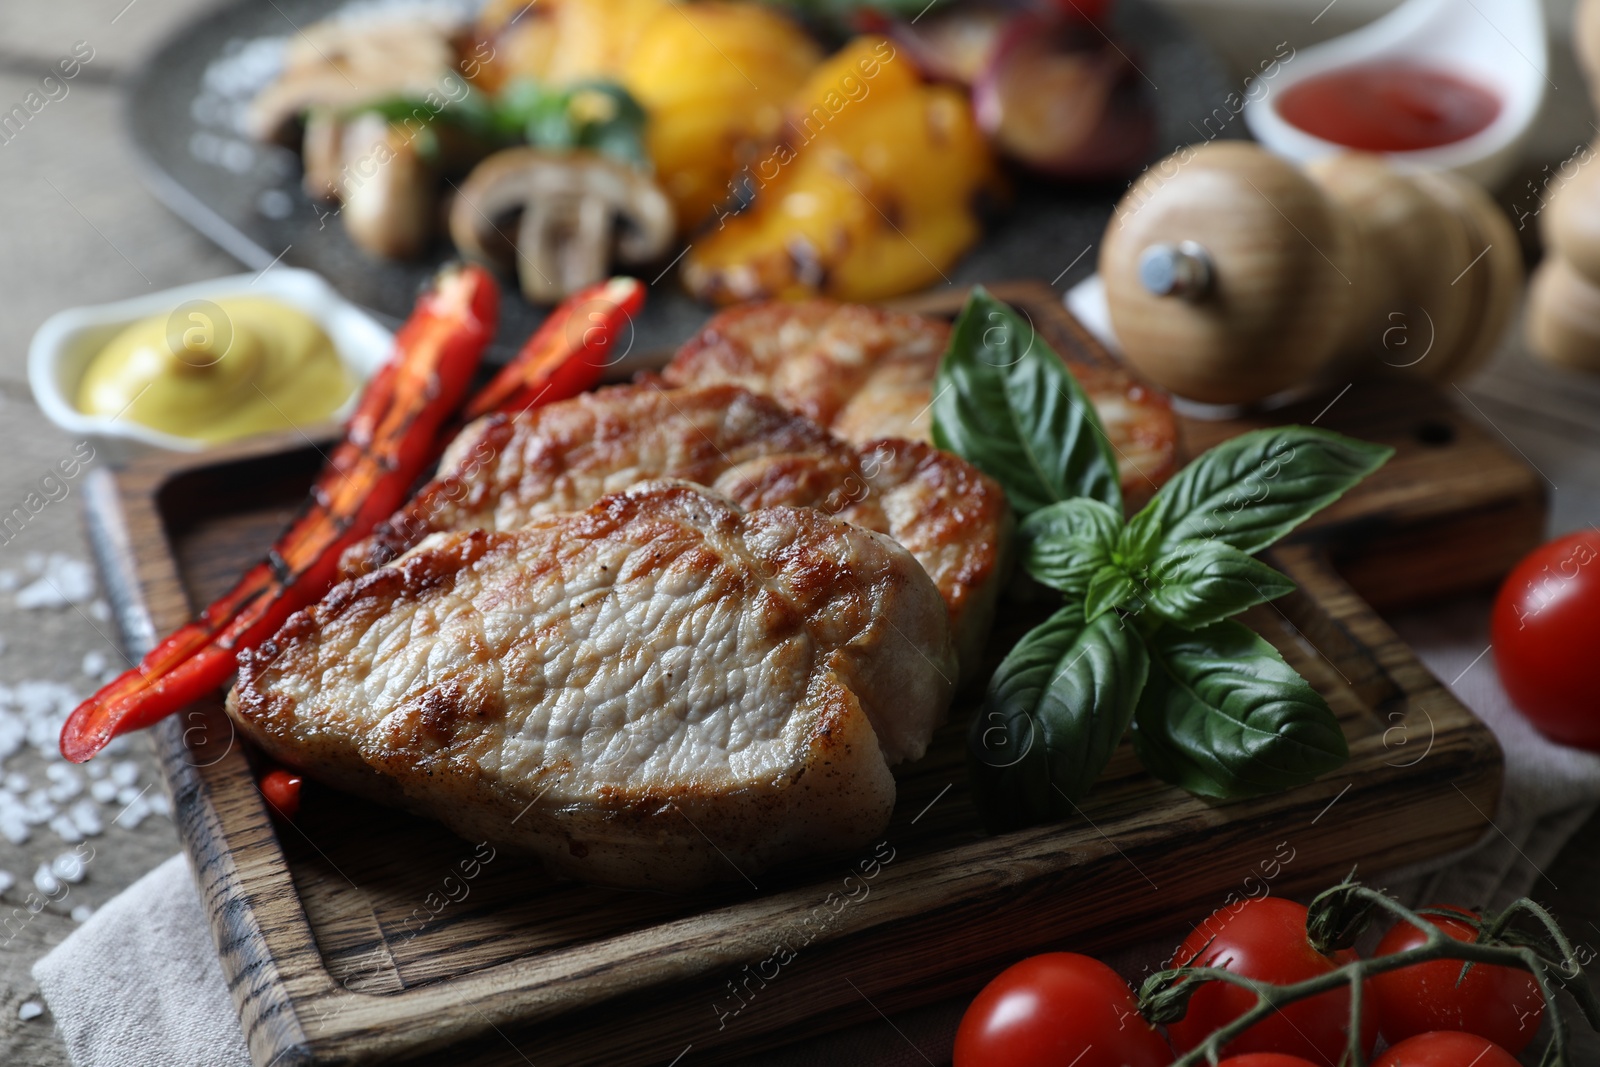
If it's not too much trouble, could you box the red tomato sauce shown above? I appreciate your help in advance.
[1277,62,1500,152]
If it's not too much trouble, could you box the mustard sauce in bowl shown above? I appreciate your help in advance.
[74,297,355,443]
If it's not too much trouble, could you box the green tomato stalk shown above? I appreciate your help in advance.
[1139,875,1600,1067]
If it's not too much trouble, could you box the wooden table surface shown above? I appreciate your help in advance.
[2,2,1599,1064]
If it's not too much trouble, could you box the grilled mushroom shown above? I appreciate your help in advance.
[248,17,462,144]
[449,148,675,303]
[336,112,436,260]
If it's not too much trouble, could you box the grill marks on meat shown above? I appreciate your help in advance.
[661,300,1180,506]
[229,482,957,890]
[342,383,1008,677]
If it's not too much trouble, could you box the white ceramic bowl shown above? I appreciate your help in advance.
[29,268,393,458]
[1243,0,1546,189]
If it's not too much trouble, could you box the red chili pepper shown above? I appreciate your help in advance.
[258,767,303,820]
[340,277,649,577]
[462,276,643,420]
[59,264,500,763]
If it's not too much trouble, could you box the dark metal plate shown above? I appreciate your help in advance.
[123,0,1239,357]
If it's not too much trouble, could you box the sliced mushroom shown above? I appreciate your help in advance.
[449,148,675,303]
[300,110,344,201]
[336,112,437,260]
[248,17,463,144]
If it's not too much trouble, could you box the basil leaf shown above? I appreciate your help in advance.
[1019,498,1123,595]
[1084,565,1138,622]
[1122,427,1393,561]
[1132,621,1347,798]
[968,607,1148,831]
[932,288,1121,516]
[1143,540,1296,630]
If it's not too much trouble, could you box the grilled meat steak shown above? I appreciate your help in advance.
[661,300,1180,506]
[342,383,1008,677]
[229,481,956,890]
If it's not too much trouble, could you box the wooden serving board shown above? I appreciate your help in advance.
[82,283,1538,1067]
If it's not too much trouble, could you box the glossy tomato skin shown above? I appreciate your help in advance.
[954,952,1170,1067]
[1217,1056,1321,1067]
[1372,1031,1521,1067]
[1167,897,1377,1064]
[1492,529,1600,750]
[258,768,302,819]
[1370,907,1544,1053]
[1049,0,1115,25]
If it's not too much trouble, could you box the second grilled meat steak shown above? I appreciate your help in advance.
[341,383,1009,677]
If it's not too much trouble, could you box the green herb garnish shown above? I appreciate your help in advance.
[934,288,1392,830]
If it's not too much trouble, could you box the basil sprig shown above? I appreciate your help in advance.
[937,289,1393,830]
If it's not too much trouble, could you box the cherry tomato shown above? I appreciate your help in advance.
[1372,1031,1521,1067]
[1166,897,1377,1065]
[1370,906,1544,1053]
[1047,0,1115,25]
[1218,1056,1322,1067]
[1492,529,1600,750]
[258,768,302,819]
[954,952,1171,1067]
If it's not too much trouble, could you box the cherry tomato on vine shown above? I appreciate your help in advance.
[953,952,1171,1067]
[258,767,303,819]
[1370,906,1544,1052]
[1491,529,1600,750]
[1372,1031,1521,1067]
[1166,897,1377,1064]
[1217,1056,1321,1067]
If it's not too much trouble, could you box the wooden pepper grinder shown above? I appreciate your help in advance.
[1526,0,1600,372]
[1102,142,1521,407]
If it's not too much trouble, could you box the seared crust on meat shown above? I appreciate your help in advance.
[229,481,956,891]
[664,301,950,433]
[342,383,1008,679]
[662,299,1180,506]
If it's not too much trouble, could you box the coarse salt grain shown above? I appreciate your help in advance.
[50,555,95,602]
[0,870,13,895]
[81,650,109,677]
[50,850,86,883]
[110,761,139,788]
[118,796,151,828]
[18,1000,43,1022]
[48,814,83,843]
[0,570,17,591]
[115,785,144,807]
[32,863,60,895]
[22,790,56,825]
[89,779,118,803]
[69,799,103,836]
[89,599,111,622]
[149,792,172,817]
[0,802,28,845]
[3,772,26,793]
[70,904,94,923]
[45,763,82,802]
[15,578,68,610]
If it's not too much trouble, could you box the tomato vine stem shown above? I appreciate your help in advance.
[1138,877,1600,1067]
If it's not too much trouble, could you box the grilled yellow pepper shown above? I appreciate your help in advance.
[683,36,1000,303]
[620,1,821,228]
